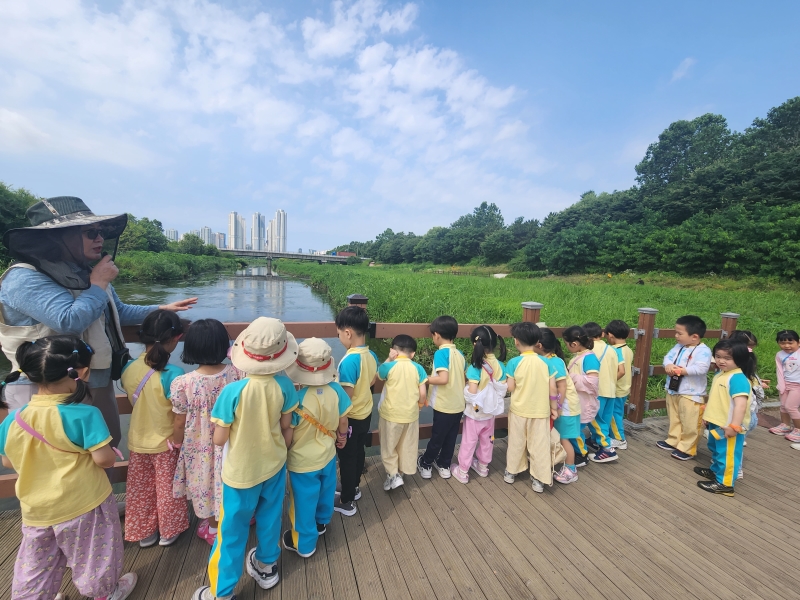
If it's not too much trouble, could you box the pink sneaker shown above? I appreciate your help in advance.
[785,428,800,443]
[769,423,793,435]
[554,465,578,484]
[107,572,138,600]
[451,465,469,484]
[470,458,489,478]
[196,519,216,546]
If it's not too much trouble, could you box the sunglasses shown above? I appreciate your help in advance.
[82,229,105,240]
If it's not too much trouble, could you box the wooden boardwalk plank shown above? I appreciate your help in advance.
[324,513,359,600]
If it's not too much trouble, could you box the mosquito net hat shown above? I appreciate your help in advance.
[3,197,128,290]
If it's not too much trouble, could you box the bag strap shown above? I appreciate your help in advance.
[132,369,156,405]
[482,362,495,382]
[293,407,336,439]
[14,410,78,454]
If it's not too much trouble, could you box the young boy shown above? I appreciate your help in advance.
[503,322,558,493]
[658,315,712,461]
[584,322,621,463]
[284,338,351,558]
[417,316,466,480]
[605,320,634,450]
[377,334,428,491]
[334,306,379,517]
[194,317,298,600]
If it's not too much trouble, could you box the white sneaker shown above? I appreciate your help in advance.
[530,477,544,493]
[503,470,515,484]
[433,461,451,479]
[139,532,158,548]
[737,470,744,480]
[417,457,432,479]
[610,439,627,450]
[703,429,709,440]
[391,474,404,490]
[246,548,279,589]
[383,474,394,491]
[791,443,800,451]
[159,532,181,546]
[109,573,138,600]
[55,595,65,600]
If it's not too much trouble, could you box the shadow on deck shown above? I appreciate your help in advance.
[1,419,799,600]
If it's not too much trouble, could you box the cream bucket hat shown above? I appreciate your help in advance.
[285,337,336,386]
[230,317,298,375]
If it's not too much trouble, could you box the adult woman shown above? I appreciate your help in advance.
[0,196,196,446]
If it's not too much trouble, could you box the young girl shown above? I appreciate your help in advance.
[451,325,507,484]
[121,309,189,547]
[0,336,137,600]
[562,326,600,468]
[693,340,754,496]
[170,319,242,545]
[535,328,580,484]
[770,329,800,442]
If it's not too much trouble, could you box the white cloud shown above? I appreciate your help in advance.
[671,57,697,82]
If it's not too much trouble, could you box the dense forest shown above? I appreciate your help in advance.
[334,97,800,278]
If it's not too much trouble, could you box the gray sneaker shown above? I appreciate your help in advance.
[417,456,432,479]
[391,474,404,490]
[333,498,357,516]
[139,532,158,548]
[531,477,544,493]
[383,473,394,491]
[108,573,138,600]
[246,548,279,590]
[503,470,515,484]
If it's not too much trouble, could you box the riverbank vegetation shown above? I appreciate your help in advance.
[277,260,799,398]
[334,97,800,279]
[115,252,240,281]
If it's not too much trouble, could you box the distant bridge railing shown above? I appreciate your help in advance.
[220,249,351,263]
[0,295,740,498]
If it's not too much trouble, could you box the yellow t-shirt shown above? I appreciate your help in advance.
[704,369,752,429]
[211,375,298,488]
[592,340,619,399]
[427,343,467,414]
[337,346,379,420]
[505,352,556,418]
[544,354,581,418]
[377,356,429,424]
[0,395,112,526]
[614,343,634,398]
[466,354,507,390]
[122,356,184,454]
[288,382,351,473]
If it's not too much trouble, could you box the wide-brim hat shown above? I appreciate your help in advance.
[285,337,336,386]
[3,196,128,250]
[230,317,299,375]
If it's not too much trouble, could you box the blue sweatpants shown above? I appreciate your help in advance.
[707,426,744,487]
[589,396,615,448]
[610,395,628,441]
[569,424,591,456]
[288,457,337,556]
[208,465,286,598]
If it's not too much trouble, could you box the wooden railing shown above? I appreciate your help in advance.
[0,294,740,498]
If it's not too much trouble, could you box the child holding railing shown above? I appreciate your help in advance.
[0,336,137,600]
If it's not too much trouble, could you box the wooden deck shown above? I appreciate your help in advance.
[2,419,800,600]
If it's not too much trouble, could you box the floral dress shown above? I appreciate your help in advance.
[170,364,242,519]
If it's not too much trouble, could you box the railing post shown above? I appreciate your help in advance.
[720,312,740,338]
[521,301,543,323]
[629,307,659,424]
[347,294,368,307]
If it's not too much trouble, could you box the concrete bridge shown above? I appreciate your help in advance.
[220,249,351,263]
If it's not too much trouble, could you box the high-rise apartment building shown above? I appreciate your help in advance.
[166,228,178,242]
[251,213,266,251]
[267,209,287,252]
[200,226,213,246]
[228,212,246,249]
[215,232,226,249]
[238,215,246,250]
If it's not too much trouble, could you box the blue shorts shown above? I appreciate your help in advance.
[554,414,581,439]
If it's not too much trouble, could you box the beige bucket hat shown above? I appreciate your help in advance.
[285,337,336,386]
[230,317,298,375]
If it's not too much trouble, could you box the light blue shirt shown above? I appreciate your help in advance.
[0,266,158,387]
[663,343,712,402]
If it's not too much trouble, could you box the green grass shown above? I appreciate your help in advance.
[115,251,240,281]
[277,260,800,400]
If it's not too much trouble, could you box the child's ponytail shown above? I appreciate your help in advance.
[139,310,184,371]
[563,326,594,351]
[540,328,565,360]
[470,325,506,369]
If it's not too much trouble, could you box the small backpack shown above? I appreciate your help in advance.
[464,363,507,417]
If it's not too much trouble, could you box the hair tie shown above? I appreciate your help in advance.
[16,369,23,374]
[72,349,79,354]
[1,382,6,387]
[747,347,753,353]
[67,368,80,381]
[474,336,480,342]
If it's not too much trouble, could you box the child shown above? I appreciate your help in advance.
[0,336,137,600]
[583,322,620,463]
[605,320,634,450]
[121,309,188,547]
[693,340,754,496]
[452,325,507,484]
[535,328,580,484]
[194,317,298,600]
[770,329,800,442]
[562,326,600,468]
[729,331,768,477]
[503,322,558,493]
[657,315,712,461]
[377,334,428,491]
[170,319,242,545]
[417,316,466,480]
[284,338,351,558]
[334,306,379,516]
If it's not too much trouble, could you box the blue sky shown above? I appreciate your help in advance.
[1,1,798,251]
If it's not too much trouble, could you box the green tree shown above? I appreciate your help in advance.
[481,229,515,264]
[118,214,169,253]
[0,183,40,267]
[177,234,206,256]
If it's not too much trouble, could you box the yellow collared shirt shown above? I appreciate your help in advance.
[337,346,379,420]
[428,343,467,414]
[377,356,429,423]
[288,382,351,473]
[505,352,557,418]
[593,340,619,398]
